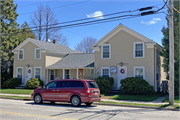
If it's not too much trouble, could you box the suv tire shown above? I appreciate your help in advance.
[71,96,81,107]
[34,94,42,104]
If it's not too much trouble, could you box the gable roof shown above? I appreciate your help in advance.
[12,38,82,54]
[92,24,156,48]
[46,53,94,69]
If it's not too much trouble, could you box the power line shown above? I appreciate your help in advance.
[19,0,91,15]
[2,11,165,36]
[28,9,139,30]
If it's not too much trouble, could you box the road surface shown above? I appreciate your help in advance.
[0,98,179,120]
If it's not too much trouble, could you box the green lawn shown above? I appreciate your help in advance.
[0,95,31,99]
[0,89,34,95]
[162,96,180,103]
[109,93,165,101]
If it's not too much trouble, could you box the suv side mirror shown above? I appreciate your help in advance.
[43,86,46,89]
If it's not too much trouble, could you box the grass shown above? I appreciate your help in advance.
[109,92,165,101]
[101,94,105,97]
[162,96,180,103]
[0,89,34,95]
[0,95,31,99]
[99,101,180,109]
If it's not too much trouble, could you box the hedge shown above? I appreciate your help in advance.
[95,76,114,94]
[3,78,21,88]
[25,78,43,89]
[120,77,155,95]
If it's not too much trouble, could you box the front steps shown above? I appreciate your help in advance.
[15,85,25,89]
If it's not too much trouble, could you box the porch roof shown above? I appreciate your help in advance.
[46,53,94,69]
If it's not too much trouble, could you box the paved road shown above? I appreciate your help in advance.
[0,99,179,120]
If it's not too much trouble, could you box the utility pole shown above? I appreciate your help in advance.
[179,0,180,110]
[169,0,174,106]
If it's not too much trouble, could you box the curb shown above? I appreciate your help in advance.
[0,97,32,101]
[0,97,179,111]
[93,102,180,111]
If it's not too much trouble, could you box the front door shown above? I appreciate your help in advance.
[26,67,32,83]
[117,66,127,89]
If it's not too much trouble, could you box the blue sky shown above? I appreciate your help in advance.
[14,0,168,50]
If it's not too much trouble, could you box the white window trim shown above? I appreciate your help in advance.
[101,67,110,77]
[18,49,24,60]
[35,48,41,59]
[16,67,23,82]
[50,69,55,80]
[65,69,70,79]
[133,42,145,58]
[101,44,111,59]
[34,67,42,80]
[134,66,145,79]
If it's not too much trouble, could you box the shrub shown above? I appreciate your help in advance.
[3,78,21,88]
[120,77,155,95]
[95,76,114,94]
[25,78,43,89]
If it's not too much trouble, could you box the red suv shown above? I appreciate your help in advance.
[31,79,101,106]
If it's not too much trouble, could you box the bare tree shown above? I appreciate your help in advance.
[30,4,44,41]
[74,37,97,53]
[30,4,68,46]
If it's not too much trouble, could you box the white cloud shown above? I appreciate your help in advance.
[141,18,161,25]
[87,11,103,19]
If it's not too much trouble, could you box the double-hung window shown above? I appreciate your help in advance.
[101,44,111,59]
[17,67,23,82]
[101,67,110,77]
[65,70,70,79]
[35,48,41,59]
[134,66,145,79]
[34,67,41,79]
[18,49,24,60]
[134,42,144,58]
[50,70,55,80]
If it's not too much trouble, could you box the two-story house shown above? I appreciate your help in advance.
[12,24,166,92]
[92,24,166,92]
[12,38,94,86]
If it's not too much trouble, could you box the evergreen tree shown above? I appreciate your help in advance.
[161,0,179,95]
[1,0,20,86]
[18,21,36,42]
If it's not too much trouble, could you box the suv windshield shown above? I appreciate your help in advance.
[87,81,98,88]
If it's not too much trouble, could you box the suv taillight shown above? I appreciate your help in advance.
[86,89,90,95]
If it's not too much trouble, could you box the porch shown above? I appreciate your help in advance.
[45,68,94,84]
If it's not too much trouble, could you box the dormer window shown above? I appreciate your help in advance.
[35,48,41,59]
[18,49,24,60]
[101,44,111,59]
[134,42,144,58]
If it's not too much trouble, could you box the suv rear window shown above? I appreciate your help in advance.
[87,81,98,88]
[71,81,84,88]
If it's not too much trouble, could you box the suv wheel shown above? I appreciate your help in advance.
[71,96,81,107]
[34,94,42,104]
[85,102,93,106]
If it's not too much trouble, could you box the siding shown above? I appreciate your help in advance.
[13,41,46,85]
[95,30,155,89]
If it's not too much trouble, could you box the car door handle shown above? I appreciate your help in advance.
[56,90,60,91]
[52,90,56,91]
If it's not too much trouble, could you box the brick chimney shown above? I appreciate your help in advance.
[53,39,57,44]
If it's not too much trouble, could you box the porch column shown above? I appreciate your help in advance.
[63,69,65,79]
[46,69,48,84]
[77,69,79,79]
